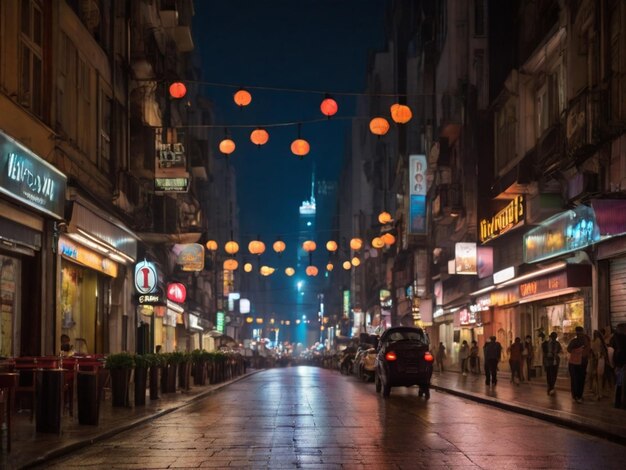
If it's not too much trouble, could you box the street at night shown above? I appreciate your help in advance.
[32,367,626,469]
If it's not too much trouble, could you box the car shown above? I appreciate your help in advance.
[375,326,434,398]
[352,345,377,382]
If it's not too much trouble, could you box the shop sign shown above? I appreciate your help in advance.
[154,177,188,192]
[135,260,158,294]
[0,131,67,219]
[519,271,568,298]
[59,236,118,277]
[493,266,515,284]
[379,289,392,308]
[188,313,203,331]
[434,281,443,306]
[239,298,250,314]
[154,128,189,193]
[523,204,600,263]
[479,195,525,243]
[167,283,186,303]
[174,243,204,272]
[137,292,165,305]
[490,286,519,306]
[452,243,493,277]
[343,290,350,318]
[216,311,225,333]
[409,154,427,234]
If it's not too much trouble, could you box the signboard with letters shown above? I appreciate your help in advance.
[479,195,525,243]
[154,128,189,193]
[59,236,118,277]
[135,260,158,294]
[409,154,428,234]
[173,243,205,272]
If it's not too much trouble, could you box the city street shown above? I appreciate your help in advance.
[34,366,626,469]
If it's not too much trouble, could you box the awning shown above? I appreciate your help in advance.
[591,199,626,237]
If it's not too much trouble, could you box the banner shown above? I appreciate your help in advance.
[409,155,427,234]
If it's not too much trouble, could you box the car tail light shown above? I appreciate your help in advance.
[424,351,434,362]
[385,351,397,361]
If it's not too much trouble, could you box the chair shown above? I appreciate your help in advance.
[0,373,19,452]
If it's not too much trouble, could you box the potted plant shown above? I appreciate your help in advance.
[178,351,192,391]
[147,353,163,400]
[191,349,208,386]
[105,352,135,407]
[167,351,185,392]
[133,354,150,406]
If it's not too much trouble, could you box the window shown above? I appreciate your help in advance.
[19,0,44,118]
[99,90,112,172]
[535,65,564,137]
[495,101,517,172]
[77,57,92,157]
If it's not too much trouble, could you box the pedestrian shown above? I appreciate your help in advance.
[459,340,470,376]
[590,330,609,400]
[483,336,502,387]
[469,340,480,374]
[60,334,74,357]
[508,337,524,385]
[610,323,626,408]
[542,332,562,395]
[567,326,590,403]
[523,335,534,381]
[435,342,446,372]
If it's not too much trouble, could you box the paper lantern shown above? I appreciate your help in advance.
[234,89,252,107]
[273,240,286,254]
[342,261,351,270]
[382,233,396,245]
[285,267,295,276]
[350,238,363,251]
[326,263,334,271]
[378,211,392,224]
[351,257,361,267]
[219,138,236,155]
[246,316,253,324]
[372,237,385,249]
[260,266,275,276]
[306,265,319,276]
[223,259,238,271]
[320,97,338,117]
[169,82,186,99]
[248,240,266,255]
[302,240,317,252]
[205,240,218,251]
[250,128,269,146]
[326,240,338,252]
[291,139,310,157]
[390,104,412,124]
[224,241,239,255]
[369,117,390,136]
[244,262,253,272]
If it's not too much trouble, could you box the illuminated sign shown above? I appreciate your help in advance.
[173,243,204,272]
[480,195,525,243]
[167,283,186,303]
[0,131,67,218]
[154,177,189,192]
[343,290,350,318]
[137,293,165,305]
[154,128,189,193]
[490,286,519,306]
[134,260,158,294]
[217,311,225,333]
[59,236,118,277]
[455,243,477,275]
[409,154,427,234]
[493,266,515,284]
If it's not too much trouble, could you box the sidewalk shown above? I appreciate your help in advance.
[430,369,626,445]
[1,370,262,470]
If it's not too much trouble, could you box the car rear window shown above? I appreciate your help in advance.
[387,329,427,343]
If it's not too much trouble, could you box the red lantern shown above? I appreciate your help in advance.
[169,82,187,99]
[205,240,218,251]
[369,117,390,136]
[167,283,187,303]
[291,139,310,157]
[219,138,236,155]
[224,259,238,271]
[390,104,412,124]
[248,240,266,255]
[302,240,317,252]
[234,89,252,107]
[250,128,269,146]
[273,240,286,254]
[306,265,319,277]
[320,97,338,117]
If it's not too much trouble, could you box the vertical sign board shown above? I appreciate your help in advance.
[409,154,428,234]
[455,242,477,275]
[342,290,350,318]
[135,260,158,294]
[216,311,225,333]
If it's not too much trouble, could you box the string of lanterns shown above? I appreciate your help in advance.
[167,82,413,158]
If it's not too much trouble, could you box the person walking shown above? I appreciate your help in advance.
[567,326,590,403]
[542,332,562,395]
[435,342,446,373]
[459,340,470,376]
[523,335,534,381]
[590,330,609,400]
[469,340,480,374]
[610,323,626,408]
[508,337,524,385]
[483,336,502,387]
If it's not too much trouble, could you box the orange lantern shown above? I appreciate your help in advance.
[285,267,295,276]
[326,263,334,271]
[369,117,390,136]
[260,266,275,276]
[273,240,286,254]
[246,316,254,324]
[326,240,338,252]
[291,139,310,158]
[224,240,239,255]
[302,240,317,252]
[390,103,412,124]
[320,96,338,117]
[349,238,363,251]
[219,138,236,155]
[169,81,187,99]
[382,233,396,245]
[342,261,351,270]
[372,237,385,249]
[205,240,218,251]
[378,211,392,224]
[244,262,253,273]
[233,88,252,107]
[223,259,238,271]
[248,240,266,255]
[250,128,269,146]
[305,265,319,277]
[351,257,361,267]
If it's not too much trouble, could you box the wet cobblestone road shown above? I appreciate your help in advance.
[36,366,626,469]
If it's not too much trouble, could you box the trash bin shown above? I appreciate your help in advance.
[77,370,99,425]
[36,369,64,434]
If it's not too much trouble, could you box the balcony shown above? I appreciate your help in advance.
[565,87,607,162]
[432,183,463,225]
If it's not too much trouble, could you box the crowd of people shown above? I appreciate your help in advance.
[433,324,626,409]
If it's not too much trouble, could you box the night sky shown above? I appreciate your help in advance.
[192,0,387,317]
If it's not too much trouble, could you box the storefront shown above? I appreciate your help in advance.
[0,130,67,356]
